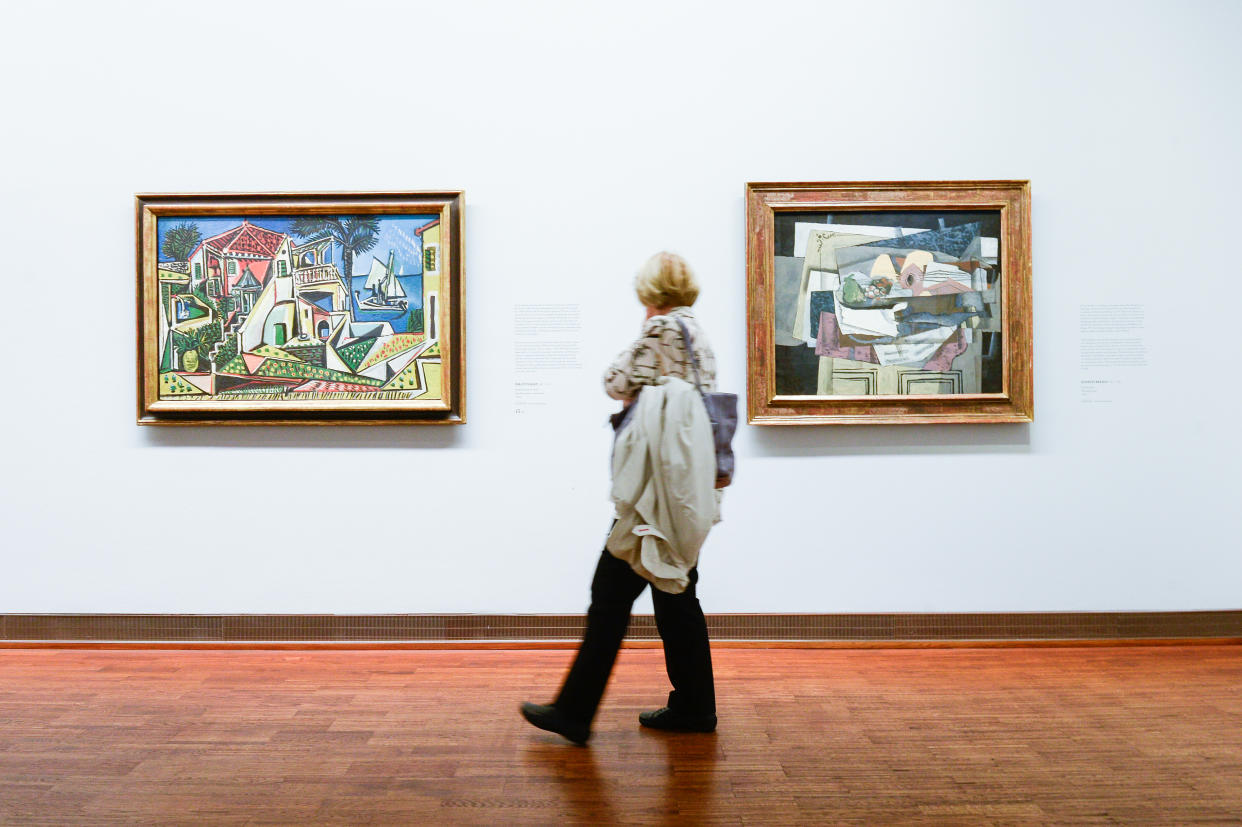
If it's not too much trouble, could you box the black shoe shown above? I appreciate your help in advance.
[520,702,590,746]
[638,706,717,733]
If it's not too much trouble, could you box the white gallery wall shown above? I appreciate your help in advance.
[2,0,1239,615]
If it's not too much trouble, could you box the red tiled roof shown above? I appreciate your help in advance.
[414,219,440,237]
[203,221,287,258]
[202,225,245,252]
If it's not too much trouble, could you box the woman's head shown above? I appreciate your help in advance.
[634,251,699,310]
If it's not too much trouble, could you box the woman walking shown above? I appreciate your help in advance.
[521,251,722,746]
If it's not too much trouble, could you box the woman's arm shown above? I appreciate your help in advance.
[603,316,671,401]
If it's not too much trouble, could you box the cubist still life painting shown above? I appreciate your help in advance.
[746,181,1032,425]
[774,210,1002,397]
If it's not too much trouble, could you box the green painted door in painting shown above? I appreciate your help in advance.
[274,324,287,346]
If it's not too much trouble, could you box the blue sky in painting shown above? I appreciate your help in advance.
[156,215,437,278]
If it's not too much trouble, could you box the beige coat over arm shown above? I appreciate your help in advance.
[605,377,718,594]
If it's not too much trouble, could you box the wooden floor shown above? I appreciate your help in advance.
[0,646,1239,825]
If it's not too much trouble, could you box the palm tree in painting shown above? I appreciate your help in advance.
[161,221,202,262]
[288,217,381,282]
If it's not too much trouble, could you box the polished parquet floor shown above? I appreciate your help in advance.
[0,645,1239,825]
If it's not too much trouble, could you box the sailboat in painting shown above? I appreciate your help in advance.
[357,250,408,312]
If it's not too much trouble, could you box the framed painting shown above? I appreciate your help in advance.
[136,192,465,425]
[746,181,1032,425]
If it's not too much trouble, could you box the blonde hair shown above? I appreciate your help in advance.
[634,251,699,309]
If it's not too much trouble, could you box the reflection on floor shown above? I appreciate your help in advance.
[0,646,1239,824]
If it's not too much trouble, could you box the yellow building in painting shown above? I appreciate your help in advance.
[415,218,440,341]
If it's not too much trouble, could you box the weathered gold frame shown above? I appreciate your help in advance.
[136,192,466,425]
[746,181,1032,425]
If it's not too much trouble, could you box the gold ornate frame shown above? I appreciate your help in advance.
[746,181,1032,425]
[136,192,465,425]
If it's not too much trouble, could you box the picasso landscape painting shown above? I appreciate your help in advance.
[137,193,465,424]
[746,182,1032,425]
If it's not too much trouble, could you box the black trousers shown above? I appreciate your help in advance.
[554,546,715,724]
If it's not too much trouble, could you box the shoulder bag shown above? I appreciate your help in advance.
[675,318,737,488]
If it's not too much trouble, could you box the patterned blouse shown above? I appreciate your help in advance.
[604,307,718,400]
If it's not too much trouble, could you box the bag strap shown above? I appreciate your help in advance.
[674,317,705,394]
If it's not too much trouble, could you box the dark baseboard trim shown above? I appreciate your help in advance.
[2,611,1240,646]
